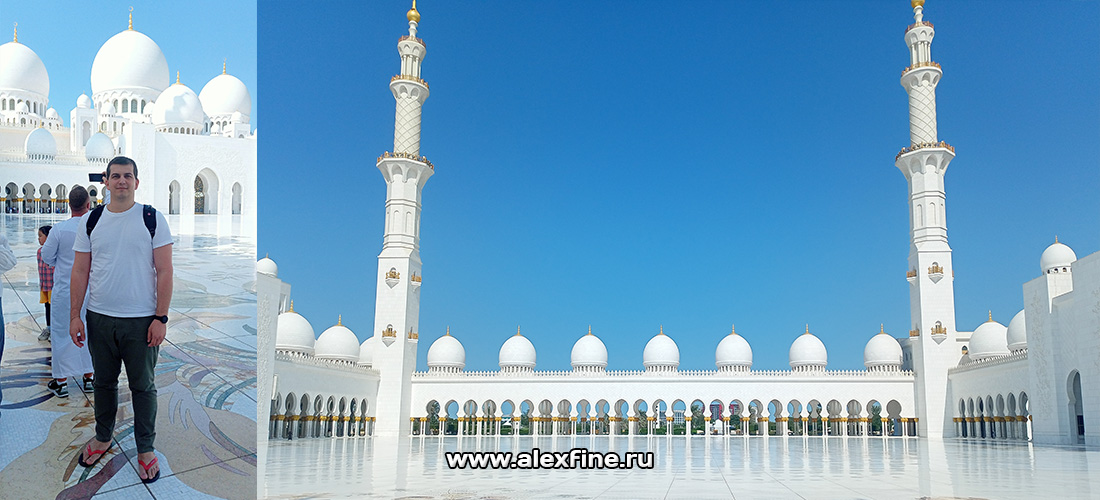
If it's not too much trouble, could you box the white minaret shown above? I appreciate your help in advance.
[895,0,957,439]
[371,0,433,437]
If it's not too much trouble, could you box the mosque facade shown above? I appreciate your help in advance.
[0,13,256,235]
[255,1,1098,447]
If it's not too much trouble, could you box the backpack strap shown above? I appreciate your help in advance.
[143,204,157,238]
[86,205,105,237]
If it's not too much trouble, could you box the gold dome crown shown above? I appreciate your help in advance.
[407,0,420,23]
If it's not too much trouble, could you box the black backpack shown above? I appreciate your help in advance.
[86,204,157,238]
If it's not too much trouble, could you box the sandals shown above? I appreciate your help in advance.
[138,456,160,484]
[78,441,111,467]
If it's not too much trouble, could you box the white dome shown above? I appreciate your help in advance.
[151,83,204,126]
[90,30,169,96]
[101,101,116,115]
[1040,241,1076,272]
[968,317,1009,361]
[570,331,608,368]
[1007,310,1027,352]
[358,336,376,366]
[314,323,361,363]
[16,101,28,113]
[198,73,251,120]
[642,328,680,368]
[0,41,49,97]
[275,310,315,355]
[715,329,752,368]
[45,107,60,120]
[24,128,56,157]
[789,328,828,369]
[77,93,93,109]
[256,256,277,276]
[863,328,903,368]
[499,332,536,369]
[84,133,114,160]
[427,333,466,369]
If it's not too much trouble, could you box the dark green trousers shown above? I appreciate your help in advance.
[86,310,159,453]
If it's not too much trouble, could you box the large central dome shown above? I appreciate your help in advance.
[90,30,169,96]
[0,41,49,97]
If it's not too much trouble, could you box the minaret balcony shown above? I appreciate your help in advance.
[927,264,944,283]
[399,35,426,47]
[906,269,918,285]
[377,151,434,170]
[905,20,934,33]
[895,141,954,161]
[391,74,430,90]
[901,61,940,77]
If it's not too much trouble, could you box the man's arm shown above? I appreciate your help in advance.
[70,251,91,347]
[41,228,60,266]
[147,243,173,347]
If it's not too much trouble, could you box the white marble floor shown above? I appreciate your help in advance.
[0,214,257,500]
[263,435,1100,499]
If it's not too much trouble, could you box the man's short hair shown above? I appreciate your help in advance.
[106,156,139,180]
[69,185,90,211]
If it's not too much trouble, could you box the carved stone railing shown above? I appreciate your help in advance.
[949,350,1028,375]
[896,140,954,161]
[377,150,434,170]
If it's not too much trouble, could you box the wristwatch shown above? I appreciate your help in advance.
[154,315,169,324]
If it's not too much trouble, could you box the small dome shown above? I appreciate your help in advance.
[1040,240,1076,272]
[863,326,903,368]
[358,336,376,366]
[968,315,1009,361]
[314,322,361,363]
[77,93,93,109]
[0,41,49,97]
[151,83,204,126]
[499,330,536,369]
[570,329,608,368]
[24,127,56,158]
[84,132,114,160]
[45,107,60,120]
[642,327,680,369]
[276,310,315,355]
[256,256,277,277]
[90,29,169,96]
[789,327,828,369]
[1006,310,1026,352]
[16,101,29,113]
[715,327,752,368]
[198,73,251,121]
[427,332,466,369]
[101,101,116,115]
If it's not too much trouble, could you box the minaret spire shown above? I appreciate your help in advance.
[128,6,133,30]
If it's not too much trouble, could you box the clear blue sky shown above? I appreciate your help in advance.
[258,1,1099,372]
[2,1,257,129]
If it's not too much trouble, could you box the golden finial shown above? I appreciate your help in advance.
[12,22,16,43]
[587,325,592,336]
[128,7,133,30]
[516,326,521,337]
[880,324,885,335]
[659,325,665,336]
[911,0,925,8]
[446,325,450,336]
[1055,235,1059,243]
[804,324,810,335]
[288,300,294,312]
[175,71,180,85]
[337,314,342,326]
[223,58,227,75]
[987,311,993,322]
[730,324,736,336]
[407,0,420,23]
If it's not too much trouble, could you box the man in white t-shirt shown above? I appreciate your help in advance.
[70,156,173,483]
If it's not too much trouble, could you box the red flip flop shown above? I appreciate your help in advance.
[138,456,160,484]
[78,441,111,468]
